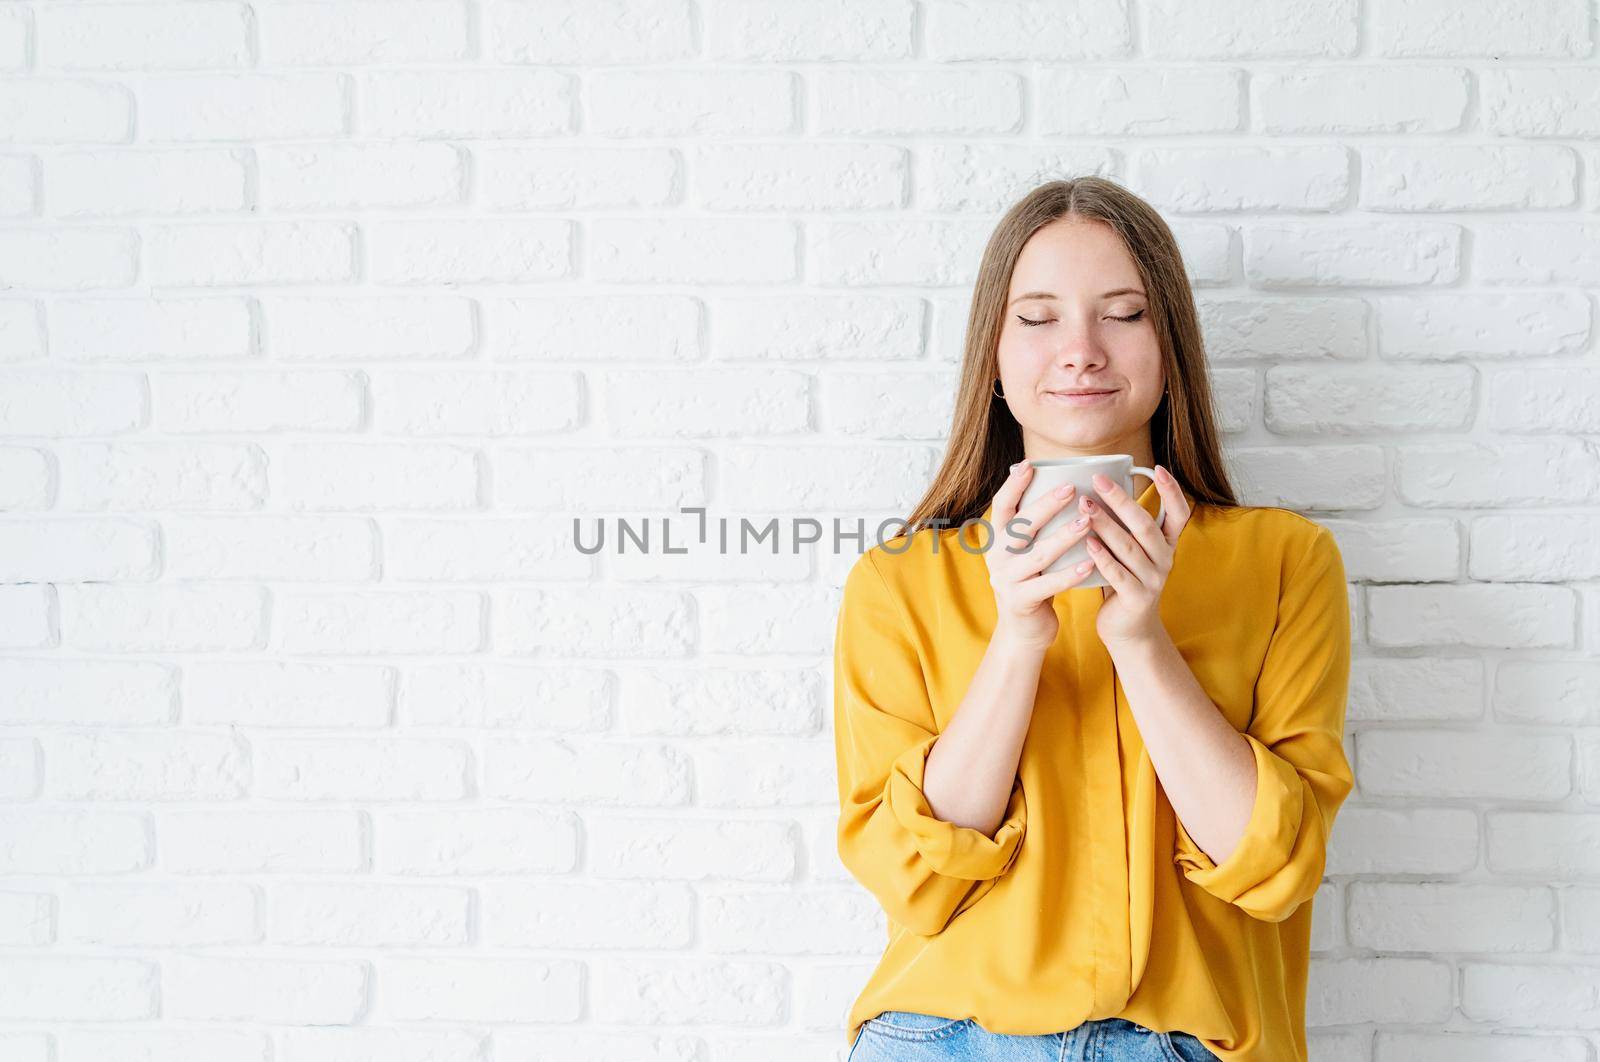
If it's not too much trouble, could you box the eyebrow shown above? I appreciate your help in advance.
[1009,288,1146,306]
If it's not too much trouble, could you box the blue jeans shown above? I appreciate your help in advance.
[848,1011,1218,1061]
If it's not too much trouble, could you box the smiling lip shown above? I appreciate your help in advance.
[1044,388,1117,404]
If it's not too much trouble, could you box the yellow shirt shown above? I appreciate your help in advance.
[833,478,1354,1062]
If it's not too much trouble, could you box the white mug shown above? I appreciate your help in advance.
[1013,454,1164,590]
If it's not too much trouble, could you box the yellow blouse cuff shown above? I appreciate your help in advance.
[885,734,1027,882]
[1173,732,1304,902]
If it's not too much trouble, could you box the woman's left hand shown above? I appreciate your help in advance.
[1079,465,1193,647]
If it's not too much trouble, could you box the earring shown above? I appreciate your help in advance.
[993,379,1005,399]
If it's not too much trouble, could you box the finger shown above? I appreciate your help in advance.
[1152,464,1192,545]
[1023,553,1099,599]
[1085,536,1134,591]
[1004,483,1078,551]
[1080,497,1159,585]
[1012,481,1077,544]
[1022,513,1092,577]
[1088,473,1170,566]
[989,460,1035,530]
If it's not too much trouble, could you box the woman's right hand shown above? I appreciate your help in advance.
[984,461,1099,652]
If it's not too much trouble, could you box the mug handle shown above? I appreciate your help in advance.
[1130,466,1165,529]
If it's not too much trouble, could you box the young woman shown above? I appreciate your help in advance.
[833,177,1354,1062]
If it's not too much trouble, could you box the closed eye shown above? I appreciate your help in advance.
[1016,309,1146,327]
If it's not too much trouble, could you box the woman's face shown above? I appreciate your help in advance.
[995,217,1166,463]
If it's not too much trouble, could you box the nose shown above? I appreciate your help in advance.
[1050,331,1109,371]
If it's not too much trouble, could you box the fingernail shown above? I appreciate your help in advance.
[1156,465,1170,482]
[1092,473,1112,490]
[1011,461,1024,473]
[1053,483,1074,498]
[1072,515,1088,528]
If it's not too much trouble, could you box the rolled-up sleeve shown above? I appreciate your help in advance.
[833,549,1026,937]
[1173,525,1355,923]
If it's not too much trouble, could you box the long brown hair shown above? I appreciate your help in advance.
[905,176,1241,534]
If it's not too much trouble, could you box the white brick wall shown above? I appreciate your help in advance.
[0,1,1597,1059]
